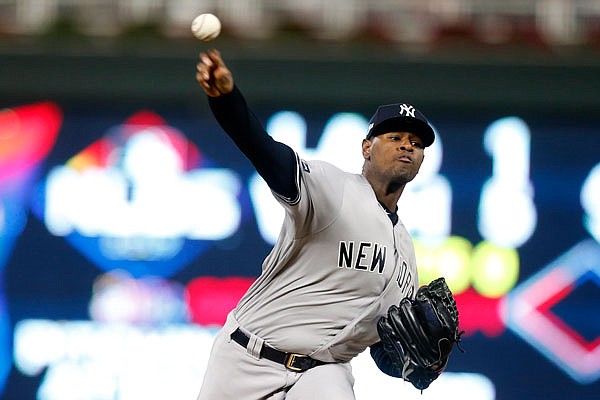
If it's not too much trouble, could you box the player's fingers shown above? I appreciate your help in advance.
[199,52,214,69]
[195,70,208,83]
[196,72,220,97]
[207,49,224,67]
[195,71,208,88]
[196,50,231,96]
[196,61,211,81]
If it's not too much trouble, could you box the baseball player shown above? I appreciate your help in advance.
[195,49,436,399]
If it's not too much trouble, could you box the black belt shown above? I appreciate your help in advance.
[230,328,328,372]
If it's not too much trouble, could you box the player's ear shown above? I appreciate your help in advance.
[362,139,372,160]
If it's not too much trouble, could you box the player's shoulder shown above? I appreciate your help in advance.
[300,159,351,177]
[301,159,366,185]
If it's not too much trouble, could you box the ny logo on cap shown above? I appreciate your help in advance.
[398,104,415,118]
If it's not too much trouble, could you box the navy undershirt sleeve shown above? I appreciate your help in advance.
[370,341,402,378]
[207,86,298,201]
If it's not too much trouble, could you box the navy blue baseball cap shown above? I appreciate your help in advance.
[366,103,435,147]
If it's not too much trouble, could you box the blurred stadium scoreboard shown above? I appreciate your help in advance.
[0,88,599,400]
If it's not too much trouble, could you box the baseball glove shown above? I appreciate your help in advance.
[376,277,463,391]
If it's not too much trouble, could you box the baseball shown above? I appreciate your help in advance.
[191,13,221,41]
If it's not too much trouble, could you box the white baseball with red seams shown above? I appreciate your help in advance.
[191,14,221,41]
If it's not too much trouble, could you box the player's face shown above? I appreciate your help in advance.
[362,132,425,184]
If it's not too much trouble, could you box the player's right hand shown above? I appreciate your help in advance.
[196,49,234,97]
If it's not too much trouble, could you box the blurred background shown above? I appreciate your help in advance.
[1,0,600,399]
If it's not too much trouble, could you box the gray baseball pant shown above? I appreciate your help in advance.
[196,314,356,399]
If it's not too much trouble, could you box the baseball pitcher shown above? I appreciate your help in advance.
[194,49,461,399]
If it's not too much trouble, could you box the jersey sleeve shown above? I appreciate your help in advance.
[277,159,348,237]
[208,86,298,200]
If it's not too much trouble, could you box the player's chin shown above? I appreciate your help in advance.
[391,167,419,184]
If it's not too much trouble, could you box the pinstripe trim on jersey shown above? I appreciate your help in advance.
[272,151,302,206]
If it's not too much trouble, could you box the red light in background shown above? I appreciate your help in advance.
[455,289,505,337]
[184,276,506,336]
[185,277,255,326]
[0,102,62,181]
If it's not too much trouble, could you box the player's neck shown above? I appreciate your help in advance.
[363,174,404,212]
[376,193,400,215]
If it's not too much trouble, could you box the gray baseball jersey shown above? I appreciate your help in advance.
[233,155,419,362]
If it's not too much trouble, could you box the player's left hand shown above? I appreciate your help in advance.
[377,277,464,390]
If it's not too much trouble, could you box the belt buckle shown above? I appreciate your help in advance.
[285,353,306,372]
